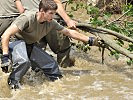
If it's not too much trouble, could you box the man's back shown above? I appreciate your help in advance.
[0,0,19,17]
[21,0,41,12]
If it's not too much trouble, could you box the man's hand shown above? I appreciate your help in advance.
[66,20,77,29]
[1,54,12,73]
[88,36,104,47]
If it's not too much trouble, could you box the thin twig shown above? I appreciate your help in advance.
[105,9,131,27]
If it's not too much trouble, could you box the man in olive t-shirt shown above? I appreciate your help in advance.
[18,0,77,68]
[13,10,64,44]
[1,0,98,89]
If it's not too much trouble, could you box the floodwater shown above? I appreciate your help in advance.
[0,47,133,100]
[0,2,133,100]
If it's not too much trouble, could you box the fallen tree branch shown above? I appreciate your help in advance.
[76,23,133,43]
[97,33,133,59]
[76,23,133,59]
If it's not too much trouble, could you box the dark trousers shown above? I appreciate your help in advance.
[9,40,62,82]
[39,29,72,67]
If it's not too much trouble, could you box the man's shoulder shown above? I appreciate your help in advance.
[12,10,37,26]
[50,19,59,25]
[22,10,36,18]
[17,10,36,22]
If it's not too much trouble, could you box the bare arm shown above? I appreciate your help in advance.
[15,0,25,14]
[1,25,20,54]
[54,0,77,28]
[60,28,88,43]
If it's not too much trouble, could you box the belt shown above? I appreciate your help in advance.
[0,16,19,19]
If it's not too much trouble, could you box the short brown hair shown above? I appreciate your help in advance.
[39,0,58,12]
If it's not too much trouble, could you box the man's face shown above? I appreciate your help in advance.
[41,10,56,22]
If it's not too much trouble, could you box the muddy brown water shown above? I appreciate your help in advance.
[0,47,133,100]
[0,2,133,100]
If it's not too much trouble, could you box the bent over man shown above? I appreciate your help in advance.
[16,0,77,67]
[1,0,99,89]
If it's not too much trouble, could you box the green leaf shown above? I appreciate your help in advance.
[71,6,77,11]
[86,6,99,16]
[116,39,124,47]
[68,0,73,4]
[107,24,121,33]
[127,59,133,65]
[114,53,120,60]
[127,44,133,51]
[109,50,120,60]
[68,13,73,18]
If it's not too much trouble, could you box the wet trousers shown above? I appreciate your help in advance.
[9,40,62,82]
[38,29,73,67]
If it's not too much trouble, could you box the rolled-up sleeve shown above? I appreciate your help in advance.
[52,20,64,31]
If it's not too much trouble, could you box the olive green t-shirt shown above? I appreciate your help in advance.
[12,10,64,44]
[21,0,40,12]
[0,0,20,17]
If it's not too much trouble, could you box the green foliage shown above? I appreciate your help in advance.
[66,1,133,65]
[125,22,133,37]
[123,4,133,16]
[106,24,121,33]
[103,12,112,20]
[90,18,106,26]
[127,43,133,52]
[67,1,87,18]
[68,12,73,18]
[86,6,105,26]
[127,59,133,65]
[71,3,80,11]
[86,6,100,17]
[109,50,120,60]
[71,42,91,53]
[76,42,91,53]
[115,38,124,47]
[67,0,74,4]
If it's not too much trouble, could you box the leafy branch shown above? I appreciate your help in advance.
[64,0,133,65]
